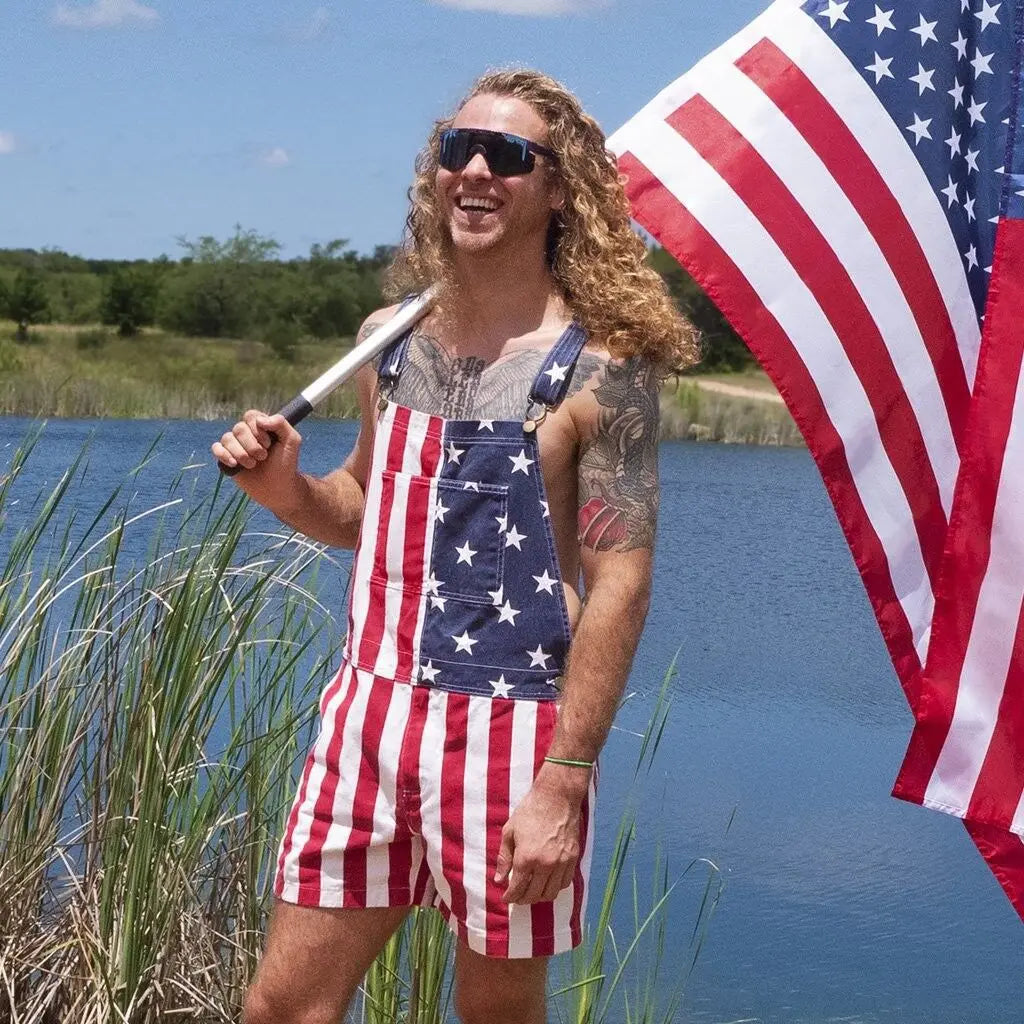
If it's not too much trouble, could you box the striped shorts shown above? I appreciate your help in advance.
[274,659,596,958]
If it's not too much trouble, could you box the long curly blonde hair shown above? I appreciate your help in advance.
[386,68,700,372]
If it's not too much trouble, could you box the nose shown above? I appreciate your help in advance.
[462,148,492,180]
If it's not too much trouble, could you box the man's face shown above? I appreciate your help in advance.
[436,93,563,259]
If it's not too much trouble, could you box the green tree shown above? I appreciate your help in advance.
[646,246,753,371]
[159,227,282,338]
[4,270,50,341]
[101,268,157,336]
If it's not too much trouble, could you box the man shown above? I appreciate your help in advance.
[213,69,697,1024]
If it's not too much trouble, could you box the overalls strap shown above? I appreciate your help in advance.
[527,321,589,409]
[375,295,422,389]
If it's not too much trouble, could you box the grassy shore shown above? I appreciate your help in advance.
[0,320,803,446]
[0,433,723,1022]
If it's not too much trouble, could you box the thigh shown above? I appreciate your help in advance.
[453,943,548,1024]
[247,899,410,1021]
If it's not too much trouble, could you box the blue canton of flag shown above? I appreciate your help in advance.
[803,0,1017,313]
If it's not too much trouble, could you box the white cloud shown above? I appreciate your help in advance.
[258,147,291,168]
[292,6,332,40]
[52,0,159,29]
[0,132,17,155]
[431,0,608,13]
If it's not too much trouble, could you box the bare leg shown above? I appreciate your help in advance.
[452,942,548,1024]
[243,900,410,1024]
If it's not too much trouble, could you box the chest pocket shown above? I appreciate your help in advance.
[370,470,509,606]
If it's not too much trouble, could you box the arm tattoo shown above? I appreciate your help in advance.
[389,329,603,420]
[577,359,660,553]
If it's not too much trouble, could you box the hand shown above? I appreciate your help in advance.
[495,775,583,905]
[211,410,304,511]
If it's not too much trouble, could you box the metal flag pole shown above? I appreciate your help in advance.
[219,286,438,476]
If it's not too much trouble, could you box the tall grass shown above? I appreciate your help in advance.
[0,431,722,1022]
[662,378,802,447]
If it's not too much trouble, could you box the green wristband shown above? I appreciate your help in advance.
[543,756,594,769]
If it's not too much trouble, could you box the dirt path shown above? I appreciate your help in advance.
[691,378,784,405]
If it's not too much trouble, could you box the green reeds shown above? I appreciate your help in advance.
[1,431,334,1022]
[1,432,722,1023]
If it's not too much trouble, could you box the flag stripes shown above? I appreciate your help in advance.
[610,0,1024,917]
[619,150,925,689]
[896,222,1024,835]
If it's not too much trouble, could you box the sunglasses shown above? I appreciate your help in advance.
[438,128,557,177]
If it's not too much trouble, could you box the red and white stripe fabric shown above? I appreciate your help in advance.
[608,0,1024,919]
[345,402,443,682]
[894,225,1024,836]
[274,661,594,956]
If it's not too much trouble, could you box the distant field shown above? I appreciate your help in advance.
[0,320,362,421]
[0,320,801,445]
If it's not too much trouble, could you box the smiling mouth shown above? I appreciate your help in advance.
[456,197,500,213]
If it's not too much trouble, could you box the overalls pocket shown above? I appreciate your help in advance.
[369,469,509,606]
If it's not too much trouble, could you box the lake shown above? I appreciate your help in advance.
[1,415,1021,1024]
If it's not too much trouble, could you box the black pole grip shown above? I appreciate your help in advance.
[218,394,315,477]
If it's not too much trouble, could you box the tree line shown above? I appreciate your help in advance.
[0,228,752,369]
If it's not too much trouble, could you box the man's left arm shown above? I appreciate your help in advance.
[496,356,660,905]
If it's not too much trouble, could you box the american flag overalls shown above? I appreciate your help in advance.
[275,319,596,958]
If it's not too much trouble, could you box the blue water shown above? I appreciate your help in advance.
[2,416,1021,1024]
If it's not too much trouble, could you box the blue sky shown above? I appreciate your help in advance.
[1,0,768,259]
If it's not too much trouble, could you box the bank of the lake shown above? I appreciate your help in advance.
[0,321,801,446]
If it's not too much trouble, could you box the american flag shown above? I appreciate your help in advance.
[609,0,1024,919]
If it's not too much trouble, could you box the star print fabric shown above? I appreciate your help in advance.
[803,0,1017,317]
[344,322,588,701]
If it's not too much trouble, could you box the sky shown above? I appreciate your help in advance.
[1,0,769,260]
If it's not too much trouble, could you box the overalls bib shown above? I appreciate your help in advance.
[275,319,596,959]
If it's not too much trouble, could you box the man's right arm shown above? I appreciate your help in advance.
[210,311,391,548]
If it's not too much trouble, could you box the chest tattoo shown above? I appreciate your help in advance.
[385,331,600,421]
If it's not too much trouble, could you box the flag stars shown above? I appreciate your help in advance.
[430,595,448,612]
[965,195,976,222]
[949,78,965,108]
[434,500,450,524]
[905,113,932,145]
[527,645,552,669]
[865,53,894,84]
[532,569,558,595]
[971,50,995,78]
[818,0,849,29]
[967,98,987,126]
[951,30,969,61]
[965,149,980,173]
[509,449,535,475]
[488,585,504,607]
[419,661,440,684]
[495,512,508,533]
[425,573,444,596]
[489,674,514,699]
[455,540,477,566]
[445,442,465,466]
[540,500,550,519]
[944,127,962,158]
[452,630,478,655]
[974,1,1001,31]
[504,525,527,551]
[463,481,480,492]
[477,419,495,432]
[910,13,938,45]
[865,4,894,35]
[964,244,979,271]
[497,601,521,626]
[909,63,936,95]
[940,176,960,209]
